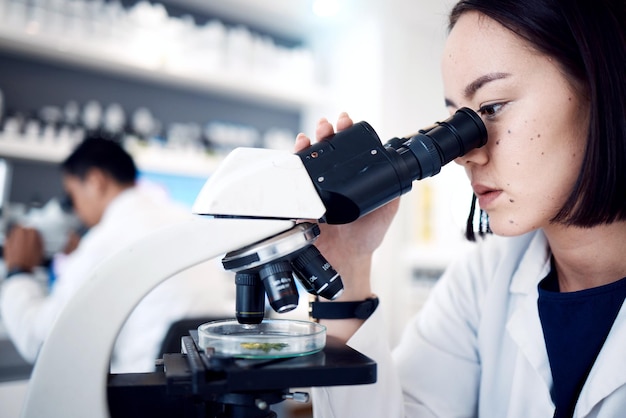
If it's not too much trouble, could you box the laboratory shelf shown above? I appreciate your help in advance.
[0,26,327,111]
[0,137,72,164]
[0,135,220,177]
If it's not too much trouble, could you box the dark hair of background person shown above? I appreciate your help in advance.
[61,136,138,185]
[449,0,626,227]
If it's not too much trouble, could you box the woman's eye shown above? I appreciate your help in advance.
[478,103,504,120]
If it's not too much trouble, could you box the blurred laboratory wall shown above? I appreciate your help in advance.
[302,0,474,346]
[0,0,472,416]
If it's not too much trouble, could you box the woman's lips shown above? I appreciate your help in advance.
[473,184,502,208]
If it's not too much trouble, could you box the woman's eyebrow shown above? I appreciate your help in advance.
[465,72,511,98]
[445,72,511,108]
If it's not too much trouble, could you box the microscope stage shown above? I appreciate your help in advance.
[108,333,376,417]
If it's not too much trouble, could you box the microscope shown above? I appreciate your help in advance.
[20,108,486,417]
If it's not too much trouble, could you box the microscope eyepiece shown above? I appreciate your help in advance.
[296,107,488,224]
[391,106,487,180]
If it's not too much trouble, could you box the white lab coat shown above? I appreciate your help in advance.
[0,187,235,373]
[313,230,626,417]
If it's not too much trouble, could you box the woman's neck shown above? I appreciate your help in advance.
[544,221,626,292]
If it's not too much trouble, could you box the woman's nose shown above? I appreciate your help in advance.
[454,145,489,167]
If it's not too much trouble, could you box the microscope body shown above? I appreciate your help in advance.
[20,108,486,417]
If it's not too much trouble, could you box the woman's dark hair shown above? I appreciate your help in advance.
[61,136,137,185]
[450,0,626,228]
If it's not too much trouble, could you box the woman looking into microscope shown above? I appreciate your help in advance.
[295,0,626,416]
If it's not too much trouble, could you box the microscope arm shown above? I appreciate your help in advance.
[21,216,295,418]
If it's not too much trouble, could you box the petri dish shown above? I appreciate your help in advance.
[197,319,326,359]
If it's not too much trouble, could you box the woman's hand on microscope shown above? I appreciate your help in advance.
[4,225,44,273]
[294,113,400,301]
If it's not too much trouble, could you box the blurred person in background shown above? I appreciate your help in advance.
[1,136,233,373]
